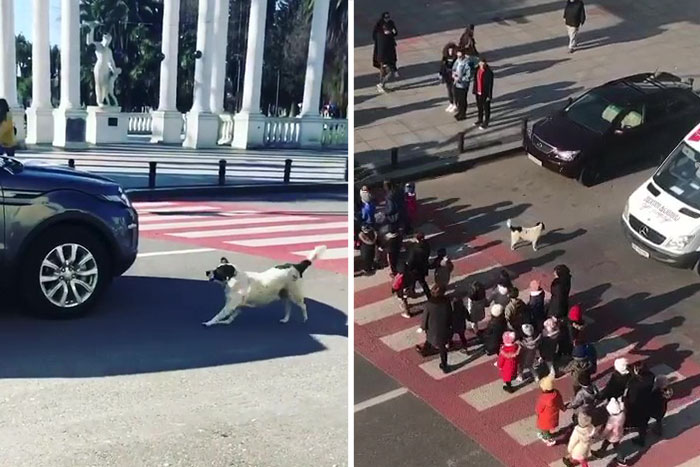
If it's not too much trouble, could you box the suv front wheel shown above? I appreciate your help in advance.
[20,227,112,318]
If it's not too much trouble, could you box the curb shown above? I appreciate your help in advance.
[126,182,347,201]
[356,141,522,189]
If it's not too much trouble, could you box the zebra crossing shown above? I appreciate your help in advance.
[354,202,700,467]
[135,201,348,274]
[16,143,347,185]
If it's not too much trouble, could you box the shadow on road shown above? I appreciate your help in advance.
[0,275,347,378]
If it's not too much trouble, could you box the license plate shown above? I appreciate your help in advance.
[631,243,650,258]
[528,154,543,166]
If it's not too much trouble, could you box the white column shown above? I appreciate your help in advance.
[209,0,230,115]
[300,0,330,117]
[53,0,86,147]
[26,0,53,144]
[0,0,25,141]
[183,0,219,148]
[232,0,268,149]
[298,0,331,148]
[151,0,183,144]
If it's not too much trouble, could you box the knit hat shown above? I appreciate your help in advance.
[578,372,591,387]
[502,331,516,345]
[614,358,629,375]
[543,317,558,332]
[568,304,583,322]
[572,344,587,359]
[606,397,623,416]
[521,323,534,337]
[508,287,520,299]
[490,304,504,317]
[539,376,555,392]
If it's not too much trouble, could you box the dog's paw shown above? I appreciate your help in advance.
[202,321,212,327]
[279,318,290,324]
[302,316,308,323]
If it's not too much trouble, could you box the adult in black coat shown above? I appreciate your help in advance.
[625,362,656,446]
[384,224,403,276]
[438,42,458,109]
[547,264,571,319]
[482,304,507,355]
[383,179,404,230]
[451,296,470,352]
[598,358,631,402]
[372,12,398,68]
[417,285,453,373]
[472,57,494,129]
[406,232,431,299]
[458,24,477,55]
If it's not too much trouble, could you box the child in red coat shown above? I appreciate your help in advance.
[497,331,520,393]
[536,375,564,446]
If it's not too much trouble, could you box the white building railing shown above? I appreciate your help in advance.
[321,119,348,147]
[126,113,153,134]
[217,113,235,145]
[263,117,301,147]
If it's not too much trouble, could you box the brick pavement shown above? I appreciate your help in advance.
[354,0,700,180]
[353,197,700,466]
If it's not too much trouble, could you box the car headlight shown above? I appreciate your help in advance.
[102,187,132,208]
[554,149,580,161]
[666,235,693,251]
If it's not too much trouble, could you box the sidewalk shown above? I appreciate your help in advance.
[354,0,700,183]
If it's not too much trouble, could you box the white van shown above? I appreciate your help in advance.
[622,122,700,272]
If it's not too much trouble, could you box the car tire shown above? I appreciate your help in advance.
[577,164,600,187]
[20,226,112,319]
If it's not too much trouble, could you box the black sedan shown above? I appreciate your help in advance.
[0,156,138,317]
[524,72,700,186]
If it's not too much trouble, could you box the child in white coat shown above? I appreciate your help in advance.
[563,410,597,467]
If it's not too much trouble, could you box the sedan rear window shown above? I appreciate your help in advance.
[654,143,700,210]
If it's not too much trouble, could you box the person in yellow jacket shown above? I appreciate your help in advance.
[0,98,17,157]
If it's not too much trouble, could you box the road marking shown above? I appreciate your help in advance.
[293,247,348,260]
[228,232,348,247]
[138,211,256,223]
[169,221,348,239]
[354,387,409,413]
[132,201,174,208]
[137,248,216,258]
[137,205,220,213]
[139,215,319,231]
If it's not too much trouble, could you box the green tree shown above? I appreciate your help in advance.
[15,34,33,107]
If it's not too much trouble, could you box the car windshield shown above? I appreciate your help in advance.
[564,91,628,134]
[653,142,700,211]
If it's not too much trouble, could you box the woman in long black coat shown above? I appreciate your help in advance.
[372,12,398,68]
[417,285,453,373]
[548,265,573,358]
[625,362,656,445]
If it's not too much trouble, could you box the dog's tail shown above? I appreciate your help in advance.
[307,245,327,262]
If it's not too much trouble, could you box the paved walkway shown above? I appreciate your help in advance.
[16,141,347,189]
[354,0,700,179]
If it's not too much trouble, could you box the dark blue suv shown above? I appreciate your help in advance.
[0,156,138,317]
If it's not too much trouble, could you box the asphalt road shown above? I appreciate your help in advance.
[354,152,700,466]
[0,193,348,467]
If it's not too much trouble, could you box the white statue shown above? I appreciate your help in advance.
[86,22,120,107]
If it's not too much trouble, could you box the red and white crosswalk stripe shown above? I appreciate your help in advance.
[134,201,348,274]
[354,202,700,467]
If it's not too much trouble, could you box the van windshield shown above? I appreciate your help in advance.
[653,142,700,210]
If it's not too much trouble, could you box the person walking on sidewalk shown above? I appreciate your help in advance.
[591,397,628,466]
[359,185,376,226]
[416,285,453,373]
[458,24,478,55]
[497,331,520,393]
[406,232,432,300]
[375,25,398,93]
[439,43,458,113]
[536,375,565,447]
[473,56,494,129]
[430,248,454,289]
[383,179,404,231]
[384,224,403,277]
[625,361,656,446]
[563,0,586,53]
[451,48,478,121]
[372,12,399,74]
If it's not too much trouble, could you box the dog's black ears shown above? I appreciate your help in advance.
[220,257,229,264]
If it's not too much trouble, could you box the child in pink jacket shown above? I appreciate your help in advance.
[591,397,627,465]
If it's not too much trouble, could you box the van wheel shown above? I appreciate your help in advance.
[578,164,600,187]
[20,227,112,318]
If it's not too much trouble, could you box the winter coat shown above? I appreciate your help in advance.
[548,277,571,319]
[452,56,477,89]
[422,296,453,348]
[527,290,546,328]
[564,0,586,28]
[650,388,670,421]
[405,192,417,221]
[467,297,487,324]
[431,258,454,288]
[384,232,402,266]
[570,385,599,413]
[497,343,520,383]
[458,30,477,54]
[536,390,564,431]
[567,423,596,461]
[361,201,376,225]
[439,56,457,83]
[505,298,527,337]
[406,241,431,277]
[375,31,397,66]
[599,370,631,401]
[565,359,593,387]
[451,298,468,334]
[558,319,574,357]
[625,369,655,427]
[601,412,626,444]
[540,329,560,362]
[358,231,377,266]
[489,289,510,308]
[518,333,541,370]
[384,188,404,226]
[472,65,494,99]
[483,315,507,355]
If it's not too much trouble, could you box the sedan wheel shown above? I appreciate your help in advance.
[39,243,99,308]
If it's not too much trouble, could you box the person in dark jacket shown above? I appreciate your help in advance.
[439,42,458,113]
[384,224,403,277]
[624,362,656,446]
[548,264,572,319]
[375,25,398,92]
[358,224,377,275]
[650,375,673,436]
[359,185,376,226]
[451,48,478,121]
[451,295,470,353]
[383,179,405,230]
[483,304,507,355]
[416,285,453,373]
[598,358,631,402]
[563,0,586,53]
[472,56,494,129]
[406,232,431,299]
[458,24,477,55]
[527,279,546,330]
[372,12,398,71]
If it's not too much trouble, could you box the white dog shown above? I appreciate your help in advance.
[507,219,545,251]
[203,245,326,326]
